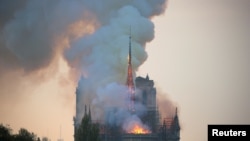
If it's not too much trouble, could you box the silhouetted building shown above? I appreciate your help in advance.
[73,33,180,141]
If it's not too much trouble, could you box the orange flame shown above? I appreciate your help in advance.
[128,124,151,134]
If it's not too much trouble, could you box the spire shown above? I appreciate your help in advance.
[88,105,91,120]
[146,74,149,80]
[126,26,135,112]
[172,107,180,130]
[84,105,87,116]
[128,26,132,65]
[171,107,180,140]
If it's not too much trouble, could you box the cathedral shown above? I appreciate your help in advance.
[73,33,180,141]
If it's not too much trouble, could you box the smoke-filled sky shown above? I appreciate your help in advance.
[0,0,250,141]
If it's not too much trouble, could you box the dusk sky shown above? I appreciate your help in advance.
[0,0,250,141]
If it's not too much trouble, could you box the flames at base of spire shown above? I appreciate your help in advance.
[123,118,151,135]
[127,123,151,134]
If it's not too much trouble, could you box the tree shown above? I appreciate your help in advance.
[0,124,13,141]
[14,128,37,141]
[0,123,40,141]
[41,137,49,141]
[75,105,100,141]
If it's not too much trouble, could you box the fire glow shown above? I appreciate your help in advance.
[128,124,151,134]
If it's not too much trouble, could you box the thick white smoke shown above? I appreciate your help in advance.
[0,0,168,133]
[65,1,168,132]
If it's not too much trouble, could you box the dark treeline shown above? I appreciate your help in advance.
[0,123,49,141]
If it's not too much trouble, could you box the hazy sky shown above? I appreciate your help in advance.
[0,0,250,141]
[140,0,250,140]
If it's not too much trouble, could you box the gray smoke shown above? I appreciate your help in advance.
[0,0,166,72]
[0,0,168,132]
[67,0,168,132]
[0,0,95,72]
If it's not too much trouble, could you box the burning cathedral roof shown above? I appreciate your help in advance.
[74,32,180,141]
[69,0,180,140]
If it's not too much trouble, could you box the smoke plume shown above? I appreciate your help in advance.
[66,0,169,132]
[0,0,170,134]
